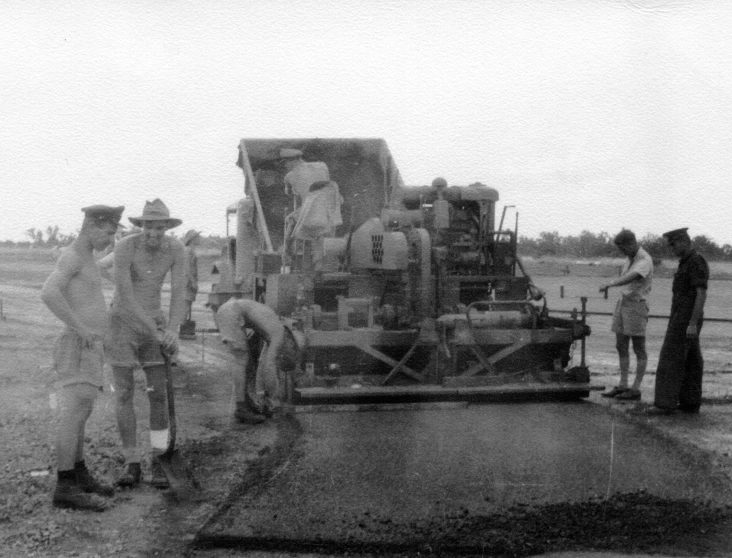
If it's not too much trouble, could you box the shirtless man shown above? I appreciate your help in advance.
[106,199,187,488]
[42,204,124,511]
[216,299,302,424]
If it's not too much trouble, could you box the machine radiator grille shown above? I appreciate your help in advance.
[371,235,384,264]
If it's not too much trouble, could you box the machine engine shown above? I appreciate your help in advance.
[208,138,594,405]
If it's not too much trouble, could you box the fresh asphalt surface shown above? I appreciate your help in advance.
[200,401,732,553]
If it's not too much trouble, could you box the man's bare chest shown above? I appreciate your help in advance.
[68,262,103,295]
[131,249,174,283]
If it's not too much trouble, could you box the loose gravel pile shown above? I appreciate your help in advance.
[215,490,732,557]
[393,490,732,556]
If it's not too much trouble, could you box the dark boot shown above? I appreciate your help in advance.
[245,397,273,419]
[53,480,108,511]
[115,462,142,488]
[150,456,170,490]
[235,402,266,424]
[74,462,115,497]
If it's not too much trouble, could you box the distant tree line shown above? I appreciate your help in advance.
[519,230,732,261]
[0,227,225,251]
[3,226,730,262]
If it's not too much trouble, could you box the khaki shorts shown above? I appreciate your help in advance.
[611,297,649,337]
[105,313,166,368]
[52,328,105,388]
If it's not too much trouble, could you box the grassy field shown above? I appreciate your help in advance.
[520,258,732,392]
[1,246,730,380]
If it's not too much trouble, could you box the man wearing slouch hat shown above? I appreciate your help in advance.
[106,199,187,488]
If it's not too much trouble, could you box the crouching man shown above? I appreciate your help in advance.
[216,299,302,424]
[42,204,124,511]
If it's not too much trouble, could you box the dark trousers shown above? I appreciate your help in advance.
[654,319,704,409]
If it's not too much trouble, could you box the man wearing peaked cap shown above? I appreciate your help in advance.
[106,199,187,489]
[648,227,709,416]
[41,204,124,511]
[662,227,690,241]
[82,204,125,224]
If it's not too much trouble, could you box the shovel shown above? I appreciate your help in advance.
[159,350,201,502]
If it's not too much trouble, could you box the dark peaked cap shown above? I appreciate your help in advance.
[662,227,690,241]
[81,205,124,225]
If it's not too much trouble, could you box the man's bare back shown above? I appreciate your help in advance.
[218,298,285,349]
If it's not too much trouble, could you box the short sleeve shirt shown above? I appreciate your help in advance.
[621,246,653,300]
[671,249,709,323]
[285,161,330,200]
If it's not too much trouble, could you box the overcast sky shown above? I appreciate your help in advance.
[2,0,731,245]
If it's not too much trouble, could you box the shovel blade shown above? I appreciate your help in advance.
[158,450,201,503]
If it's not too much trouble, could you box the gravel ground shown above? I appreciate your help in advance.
[0,270,280,558]
[4,252,732,557]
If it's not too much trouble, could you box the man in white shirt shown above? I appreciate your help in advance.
[600,229,654,401]
[281,148,330,205]
[280,148,341,275]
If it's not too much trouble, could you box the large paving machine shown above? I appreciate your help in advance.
[209,138,597,405]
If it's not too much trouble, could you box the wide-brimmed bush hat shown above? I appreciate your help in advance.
[129,199,182,229]
[182,229,201,246]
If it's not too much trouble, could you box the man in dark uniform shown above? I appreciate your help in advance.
[649,228,709,415]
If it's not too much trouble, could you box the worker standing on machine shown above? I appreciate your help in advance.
[216,298,303,424]
[281,148,342,275]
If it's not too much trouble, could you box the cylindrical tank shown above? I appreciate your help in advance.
[433,198,450,229]
[235,199,259,295]
[437,311,532,329]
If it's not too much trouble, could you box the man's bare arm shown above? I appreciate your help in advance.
[113,238,158,337]
[41,252,97,344]
[167,241,188,333]
[97,251,114,283]
[600,271,642,293]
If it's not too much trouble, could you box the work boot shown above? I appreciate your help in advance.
[644,406,676,416]
[234,406,266,425]
[74,462,115,497]
[601,386,628,398]
[53,480,108,511]
[246,397,273,419]
[677,405,701,414]
[150,456,170,490]
[615,388,641,401]
[115,462,142,488]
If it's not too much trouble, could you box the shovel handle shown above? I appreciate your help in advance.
[162,351,177,455]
